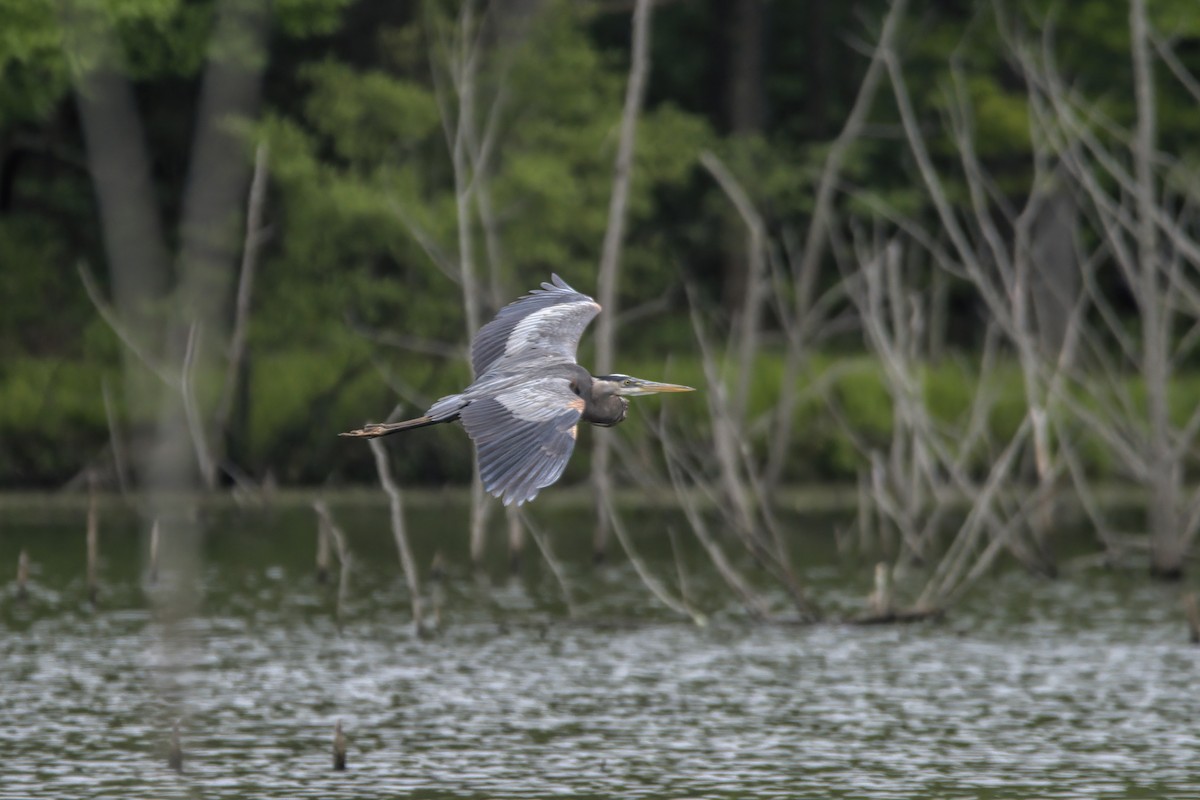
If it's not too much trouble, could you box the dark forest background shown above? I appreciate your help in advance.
[2,0,1198,506]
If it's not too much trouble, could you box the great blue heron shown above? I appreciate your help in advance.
[341,274,694,505]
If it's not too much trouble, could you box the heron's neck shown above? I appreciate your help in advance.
[583,393,628,427]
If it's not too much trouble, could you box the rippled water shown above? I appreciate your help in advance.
[1,498,1198,799]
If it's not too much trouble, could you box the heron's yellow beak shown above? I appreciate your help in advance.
[620,379,696,397]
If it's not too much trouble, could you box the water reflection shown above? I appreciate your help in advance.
[1,502,1197,798]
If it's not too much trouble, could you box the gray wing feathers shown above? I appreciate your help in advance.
[470,274,600,377]
[459,381,582,505]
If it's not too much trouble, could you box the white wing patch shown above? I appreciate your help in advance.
[495,378,583,422]
[505,301,601,359]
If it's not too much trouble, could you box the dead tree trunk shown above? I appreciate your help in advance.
[591,0,654,560]
[1131,0,1182,577]
[176,0,269,490]
[765,0,908,492]
[64,0,270,748]
[213,143,270,477]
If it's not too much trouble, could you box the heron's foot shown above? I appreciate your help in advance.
[339,424,386,438]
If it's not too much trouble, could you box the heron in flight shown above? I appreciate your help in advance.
[341,275,694,505]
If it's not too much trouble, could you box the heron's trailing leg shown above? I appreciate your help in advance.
[340,416,442,438]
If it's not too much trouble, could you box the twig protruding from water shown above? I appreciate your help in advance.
[868,562,893,618]
[333,720,347,771]
[16,549,30,602]
[313,501,351,629]
[427,551,446,632]
[316,511,332,585]
[368,440,423,632]
[86,473,99,606]
[602,494,705,626]
[147,519,160,586]
[506,506,524,574]
[168,721,183,773]
[1184,592,1200,644]
[520,510,579,619]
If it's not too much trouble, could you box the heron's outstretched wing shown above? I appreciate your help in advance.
[471,274,600,377]
[459,377,584,506]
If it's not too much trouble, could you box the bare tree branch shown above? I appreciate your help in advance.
[591,0,654,559]
[214,142,270,462]
[369,439,424,631]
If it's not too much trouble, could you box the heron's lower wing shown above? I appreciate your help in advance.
[459,379,584,506]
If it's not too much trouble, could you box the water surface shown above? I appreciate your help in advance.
[1,499,1197,799]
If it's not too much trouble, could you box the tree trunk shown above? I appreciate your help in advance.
[1029,177,1080,364]
[804,0,831,138]
[1130,0,1182,577]
[726,0,766,135]
[591,0,654,560]
[176,0,269,489]
[718,0,767,314]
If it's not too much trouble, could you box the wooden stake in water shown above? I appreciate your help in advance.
[428,551,445,632]
[168,721,183,773]
[332,720,347,771]
[86,475,99,606]
[16,549,30,602]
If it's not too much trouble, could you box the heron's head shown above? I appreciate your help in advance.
[593,374,696,398]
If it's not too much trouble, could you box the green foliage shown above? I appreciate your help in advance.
[0,220,82,356]
[241,338,376,481]
[2,0,1200,495]
[301,61,439,162]
[0,357,109,484]
[275,0,349,37]
[820,357,894,476]
[0,0,351,123]
[0,0,70,121]
[256,0,712,361]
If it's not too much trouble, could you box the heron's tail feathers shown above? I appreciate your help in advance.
[339,416,442,438]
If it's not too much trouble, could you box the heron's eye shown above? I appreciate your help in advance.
[623,378,634,387]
